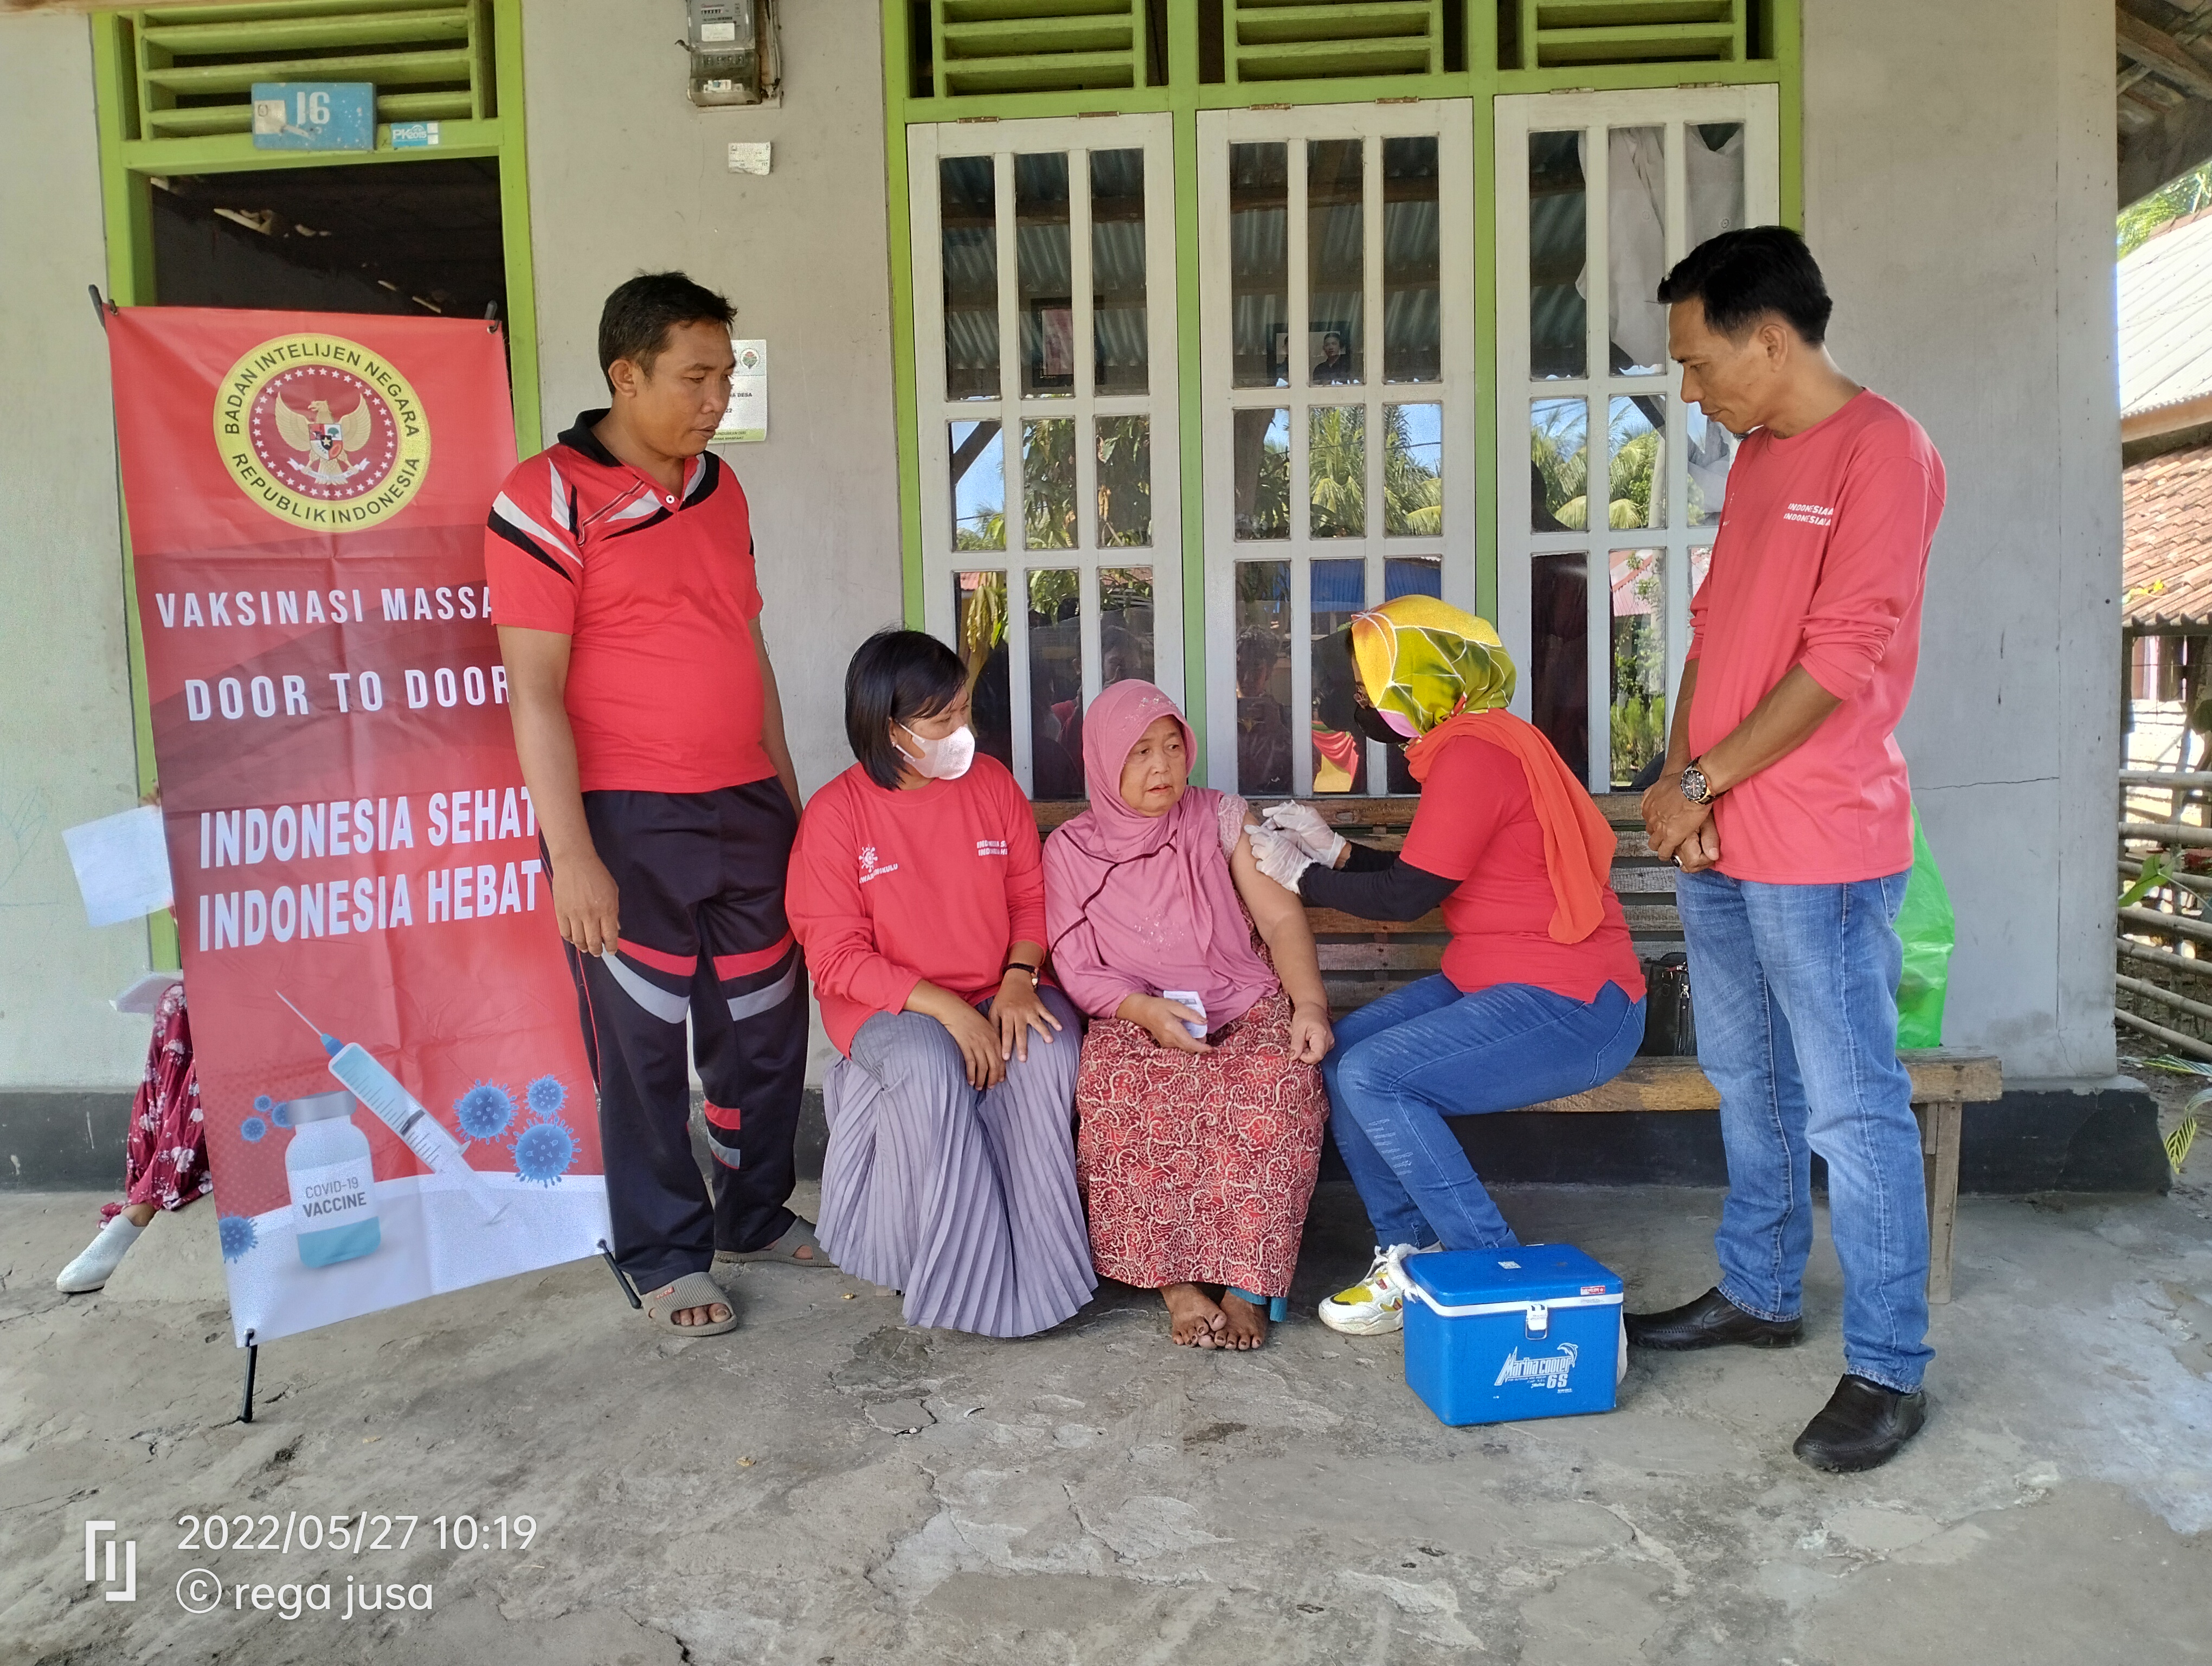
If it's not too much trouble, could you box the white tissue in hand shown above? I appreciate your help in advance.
[1161,990,1208,1040]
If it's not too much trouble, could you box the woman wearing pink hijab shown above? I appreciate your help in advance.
[1043,680,1333,1350]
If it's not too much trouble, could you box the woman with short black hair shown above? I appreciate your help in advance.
[786,629,1095,1336]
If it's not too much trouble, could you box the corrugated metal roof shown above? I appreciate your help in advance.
[2119,207,2212,419]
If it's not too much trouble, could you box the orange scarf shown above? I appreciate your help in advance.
[1403,708,1615,944]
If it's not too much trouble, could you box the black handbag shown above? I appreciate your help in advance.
[1639,952,1696,1057]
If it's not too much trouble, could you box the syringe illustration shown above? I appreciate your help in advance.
[278,994,509,1223]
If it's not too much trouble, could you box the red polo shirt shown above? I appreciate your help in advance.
[484,412,774,794]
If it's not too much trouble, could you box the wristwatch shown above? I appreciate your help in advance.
[1001,959,1040,985]
[1680,761,1716,805]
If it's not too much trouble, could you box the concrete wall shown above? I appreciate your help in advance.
[1804,0,2122,1081]
[519,0,905,801]
[0,15,157,1096]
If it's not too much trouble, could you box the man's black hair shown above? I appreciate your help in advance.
[1656,226,1832,346]
[846,628,970,790]
[597,271,735,392]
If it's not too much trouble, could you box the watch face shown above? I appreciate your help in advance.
[1682,767,1708,803]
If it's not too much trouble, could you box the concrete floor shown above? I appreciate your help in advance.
[3,1177,2209,1666]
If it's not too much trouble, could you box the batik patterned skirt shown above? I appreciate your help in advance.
[1075,985,1328,1298]
[102,981,210,1223]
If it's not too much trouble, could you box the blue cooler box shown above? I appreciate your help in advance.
[1399,1245,1625,1426]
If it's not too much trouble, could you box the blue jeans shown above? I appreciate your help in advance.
[1674,867,1933,1393]
[1324,976,1645,1252]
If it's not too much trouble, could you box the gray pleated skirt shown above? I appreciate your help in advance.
[816,986,1096,1337]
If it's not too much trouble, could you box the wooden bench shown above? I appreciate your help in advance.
[1036,793,2003,1303]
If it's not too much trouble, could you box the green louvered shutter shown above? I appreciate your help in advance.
[925,0,1145,98]
[1516,0,1745,69]
[1228,0,1446,84]
[120,0,493,144]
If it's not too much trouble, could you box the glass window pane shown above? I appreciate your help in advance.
[1096,414,1151,547]
[1532,398,1590,532]
[1021,418,1076,550]
[1687,123,1746,249]
[1308,138,1363,386]
[1028,569,1084,797]
[1231,143,1290,388]
[1610,548,1666,789]
[1608,126,1667,376]
[1091,148,1148,395]
[950,419,1004,550]
[1235,561,1293,795]
[1016,153,1072,398]
[1529,131,1586,381]
[1385,556,1441,599]
[1234,408,1291,540]
[1608,394,1665,530]
[1532,552,1589,785]
[1099,566,1155,688]
[1690,544,1714,597]
[1385,402,1442,536]
[954,571,1012,771]
[1311,558,1367,794]
[1687,401,1737,526]
[1310,406,1366,538]
[1382,135,1440,383]
[940,157,999,400]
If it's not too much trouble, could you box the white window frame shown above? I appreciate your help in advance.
[1494,86,1780,792]
[908,114,1183,797]
[1196,99,1477,797]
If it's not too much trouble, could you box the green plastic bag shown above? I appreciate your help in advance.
[1894,807,1954,1049]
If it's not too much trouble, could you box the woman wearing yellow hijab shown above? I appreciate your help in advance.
[1246,597,1647,1336]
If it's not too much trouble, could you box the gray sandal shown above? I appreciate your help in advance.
[641,1270,737,1335]
[717,1218,837,1269]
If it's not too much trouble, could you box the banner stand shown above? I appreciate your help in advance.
[597,1239,641,1310]
[239,1330,260,1424]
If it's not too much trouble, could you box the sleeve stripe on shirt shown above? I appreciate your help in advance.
[487,513,577,582]
[490,491,581,567]
[545,458,576,535]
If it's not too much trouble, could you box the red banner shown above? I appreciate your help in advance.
[106,309,607,1346]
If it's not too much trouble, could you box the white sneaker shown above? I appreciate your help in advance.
[57,1215,143,1293]
[1317,1243,1435,1335]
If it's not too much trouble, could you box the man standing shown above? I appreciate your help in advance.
[1632,229,1945,1472]
[487,272,829,1337]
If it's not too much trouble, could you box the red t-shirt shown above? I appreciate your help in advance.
[1686,391,1944,883]
[1402,733,1645,1004]
[484,412,774,794]
[786,757,1050,1056]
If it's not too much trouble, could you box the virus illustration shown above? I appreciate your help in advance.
[240,1115,269,1144]
[511,1116,578,1186]
[217,1214,259,1261]
[269,1100,294,1129]
[453,1081,517,1144]
[525,1074,568,1118]
[253,1094,274,1112]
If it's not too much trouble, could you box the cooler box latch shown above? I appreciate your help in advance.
[1523,1302,1550,1339]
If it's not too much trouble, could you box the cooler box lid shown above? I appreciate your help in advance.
[1402,1245,1622,1311]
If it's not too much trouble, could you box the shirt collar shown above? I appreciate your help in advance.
[557,409,621,466]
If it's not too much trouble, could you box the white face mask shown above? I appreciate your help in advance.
[898,721,976,781]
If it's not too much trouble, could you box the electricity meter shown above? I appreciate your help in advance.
[685,0,773,107]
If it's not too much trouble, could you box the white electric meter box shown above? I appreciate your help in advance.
[685,0,776,107]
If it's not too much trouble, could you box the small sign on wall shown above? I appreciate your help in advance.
[715,339,769,443]
[250,82,376,151]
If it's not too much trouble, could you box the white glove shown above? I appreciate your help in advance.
[1245,822,1317,890]
[1261,801,1348,869]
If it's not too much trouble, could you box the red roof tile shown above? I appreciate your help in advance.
[2125,441,2212,626]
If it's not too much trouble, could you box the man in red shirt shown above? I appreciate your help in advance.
[486,273,826,1336]
[1630,229,1945,1472]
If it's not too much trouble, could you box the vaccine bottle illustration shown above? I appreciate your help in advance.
[283,1090,381,1267]
[278,994,510,1224]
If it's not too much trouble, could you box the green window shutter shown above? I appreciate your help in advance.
[125,0,493,144]
[1227,0,1446,84]
[1517,0,1745,70]
[927,0,1143,99]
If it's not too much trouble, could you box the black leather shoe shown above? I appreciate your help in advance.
[1792,1374,1927,1472]
[1624,1287,1803,1350]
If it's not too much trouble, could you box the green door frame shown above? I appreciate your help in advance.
[877,2,1801,781]
[88,1,543,966]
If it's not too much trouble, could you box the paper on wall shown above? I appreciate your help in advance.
[62,805,173,927]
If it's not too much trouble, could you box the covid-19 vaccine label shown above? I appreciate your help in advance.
[291,1158,376,1233]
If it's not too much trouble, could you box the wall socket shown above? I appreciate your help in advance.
[727,141,771,176]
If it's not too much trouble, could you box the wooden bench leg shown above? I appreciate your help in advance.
[1914,1099,1963,1305]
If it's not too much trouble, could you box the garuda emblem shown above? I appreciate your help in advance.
[273,391,375,483]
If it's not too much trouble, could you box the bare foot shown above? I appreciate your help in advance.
[1216,1289,1269,1351]
[674,1302,730,1327]
[1162,1283,1225,1347]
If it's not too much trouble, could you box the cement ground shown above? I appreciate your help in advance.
[3,1180,2209,1665]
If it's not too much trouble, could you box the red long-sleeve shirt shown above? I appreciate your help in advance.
[1686,391,1945,883]
[786,757,1047,1056]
